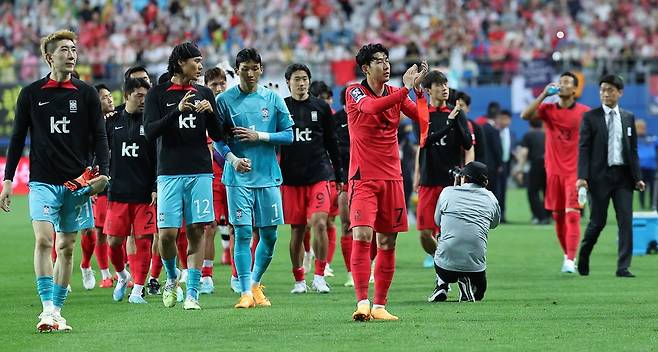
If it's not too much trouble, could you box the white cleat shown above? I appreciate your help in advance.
[180,269,188,287]
[176,286,185,303]
[230,276,241,294]
[312,276,331,293]
[344,272,354,287]
[199,276,215,294]
[36,311,56,333]
[290,281,308,294]
[562,258,576,273]
[324,264,335,277]
[183,297,201,310]
[113,272,132,302]
[303,251,313,274]
[81,267,96,290]
[52,312,72,332]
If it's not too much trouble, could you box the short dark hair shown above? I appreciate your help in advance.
[309,81,332,99]
[455,91,471,107]
[355,43,389,67]
[560,71,579,87]
[123,77,151,96]
[487,101,501,119]
[167,42,202,75]
[340,87,347,106]
[499,109,512,118]
[235,48,261,69]
[599,74,624,90]
[422,70,448,89]
[94,83,110,93]
[124,66,149,81]
[158,71,171,85]
[204,67,226,84]
[284,63,311,81]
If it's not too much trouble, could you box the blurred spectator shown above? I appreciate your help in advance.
[496,109,514,223]
[635,119,657,209]
[515,119,550,224]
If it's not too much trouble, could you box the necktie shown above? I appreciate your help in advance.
[607,110,617,165]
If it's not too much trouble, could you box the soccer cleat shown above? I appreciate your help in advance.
[290,281,308,294]
[371,307,399,321]
[312,276,331,293]
[183,297,201,310]
[113,274,131,302]
[99,278,114,288]
[199,276,215,294]
[252,284,272,306]
[176,286,185,302]
[147,278,161,295]
[221,248,231,265]
[67,285,72,293]
[428,284,449,302]
[37,312,56,333]
[423,254,434,268]
[81,267,96,290]
[352,303,371,322]
[344,272,354,287]
[128,295,148,304]
[324,264,335,277]
[230,276,241,294]
[234,294,256,309]
[561,259,576,273]
[180,269,188,287]
[52,312,72,332]
[162,282,178,308]
[302,251,313,274]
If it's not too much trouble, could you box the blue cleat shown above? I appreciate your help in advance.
[199,277,215,294]
[128,295,148,304]
[113,273,131,302]
[423,254,434,268]
[230,276,240,294]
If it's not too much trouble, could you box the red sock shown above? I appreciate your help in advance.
[150,252,162,278]
[340,236,352,272]
[95,240,109,270]
[131,237,152,285]
[80,229,96,269]
[565,211,581,260]
[303,229,311,253]
[350,239,371,302]
[552,211,567,255]
[176,233,188,269]
[292,267,305,282]
[327,226,337,264]
[314,259,327,276]
[369,236,377,261]
[202,265,213,278]
[51,232,57,262]
[109,242,125,273]
[373,247,396,306]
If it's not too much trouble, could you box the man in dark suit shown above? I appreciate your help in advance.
[576,75,645,278]
[481,108,503,209]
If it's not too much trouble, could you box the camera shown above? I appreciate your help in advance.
[449,166,463,179]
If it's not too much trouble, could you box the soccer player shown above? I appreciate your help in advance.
[280,64,343,294]
[521,72,589,273]
[144,42,224,310]
[214,48,294,308]
[0,30,109,332]
[346,43,427,321]
[414,71,472,268]
[105,78,156,304]
[200,67,231,295]
[455,91,485,163]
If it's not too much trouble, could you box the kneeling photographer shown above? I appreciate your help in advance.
[428,161,501,302]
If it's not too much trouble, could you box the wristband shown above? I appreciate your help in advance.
[256,132,270,142]
[226,152,240,169]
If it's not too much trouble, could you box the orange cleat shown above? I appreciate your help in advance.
[371,307,399,321]
[352,303,371,322]
[99,278,113,288]
[234,294,256,309]
[252,284,272,307]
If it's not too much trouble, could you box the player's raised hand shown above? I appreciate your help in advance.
[0,180,12,212]
[413,60,429,89]
[178,90,196,112]
[233,127,259,142]
[195,99,212,113]
[447,103,461,120]
[402,64,418,89]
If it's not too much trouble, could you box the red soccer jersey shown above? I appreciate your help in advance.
[207,136,223,190]
[536,102,590,176]
[345,80,421,181]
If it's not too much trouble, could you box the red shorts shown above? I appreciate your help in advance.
[417,185,445,232]
[545,174,579,211]
[93,194,108,228]
[213,183,229,225]
[104,201,157,236]
[348,179,407,233]
[329,181,339,217]
[282,181,331,225]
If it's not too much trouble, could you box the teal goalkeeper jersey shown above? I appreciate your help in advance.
[215,85,293,188]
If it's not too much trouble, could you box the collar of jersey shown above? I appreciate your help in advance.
[555,101,576,110]
[41,77,78,90]
[428,104,451,113]
[361,79,389,97]
[166,83,197,92]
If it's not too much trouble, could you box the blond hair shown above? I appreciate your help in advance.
[40,30,77,58]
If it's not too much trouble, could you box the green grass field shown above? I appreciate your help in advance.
[1,190,657,351]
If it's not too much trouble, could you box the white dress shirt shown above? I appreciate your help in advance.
[603,104,624,166]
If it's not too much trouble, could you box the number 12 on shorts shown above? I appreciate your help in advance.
[194,199,211,216]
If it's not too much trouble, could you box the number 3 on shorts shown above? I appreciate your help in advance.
[194,199,211,216]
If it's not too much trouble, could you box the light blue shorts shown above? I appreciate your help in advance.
[28,182,94,233]
[226,186,283,227]
[157,174,214,228]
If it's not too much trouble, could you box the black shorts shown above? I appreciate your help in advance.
[435,265,487,301]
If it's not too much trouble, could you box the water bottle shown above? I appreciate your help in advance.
[578,186,588,207]
[547,86,560,96]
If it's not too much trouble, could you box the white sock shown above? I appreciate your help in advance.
[131,284,144,297]
[100,269,111,279]
[202,260,213,268]
[313,274,324,281]
[372,304,385,310]
[42,300,54,312]
[221,240,230,248]
[53,306,61,315]
[357,299,370,307]
[251,280,260,288]
[242,291,253,297]
[117,270,128,281]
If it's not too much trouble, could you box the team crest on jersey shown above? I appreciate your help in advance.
[311,111,318,122]
[158,213,165,222]
[69,100,78,113]
[236,209,242,220]
[139,125,145,136]
[350,88,366,103]
[261,108,270,121]
[43,205,50,215]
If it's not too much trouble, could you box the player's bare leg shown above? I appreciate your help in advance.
[420,229,437,268]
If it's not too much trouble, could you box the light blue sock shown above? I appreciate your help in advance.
[186,268,201,300]
[234,225,253,293]
[53,284,68,309]
[36,276,54,308]
[251,226,277,284]
[162,257,178,281]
